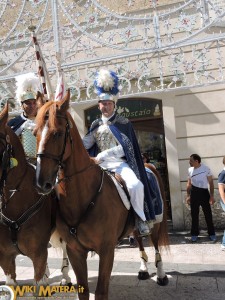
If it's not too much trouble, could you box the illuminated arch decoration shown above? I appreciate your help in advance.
[0,0,225,110]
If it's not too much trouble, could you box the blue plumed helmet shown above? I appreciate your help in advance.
[94,69,119,102]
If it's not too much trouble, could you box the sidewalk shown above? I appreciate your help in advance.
[1,230,225,300]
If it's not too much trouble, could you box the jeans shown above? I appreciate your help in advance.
[220,200,225,246]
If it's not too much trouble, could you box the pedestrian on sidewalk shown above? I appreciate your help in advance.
[218,156,225,250]
[186,153,216,242]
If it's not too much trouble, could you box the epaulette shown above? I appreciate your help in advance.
[89,118,101,132]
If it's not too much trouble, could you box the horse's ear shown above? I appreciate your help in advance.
[0,103,9,126]
[59,89,70,113]
[36,91,45,109]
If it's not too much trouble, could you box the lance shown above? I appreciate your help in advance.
[52,0,65,101]
[28,25,53,100]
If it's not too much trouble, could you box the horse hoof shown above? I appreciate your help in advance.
[157,275,168,286]
[138,271,150,280]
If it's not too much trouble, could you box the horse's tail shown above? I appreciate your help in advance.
[158,205,170,250]
[145,163,170,250]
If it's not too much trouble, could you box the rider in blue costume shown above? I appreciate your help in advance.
[83,69,156,236]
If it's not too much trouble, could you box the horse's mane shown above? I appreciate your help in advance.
[35,101,59,133]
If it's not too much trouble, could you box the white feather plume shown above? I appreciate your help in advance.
[15,73,40,103]
[96,69,114,91]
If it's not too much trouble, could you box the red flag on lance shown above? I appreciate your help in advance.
[28,25,53,100]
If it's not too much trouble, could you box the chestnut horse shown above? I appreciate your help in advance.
[0,104,70,287]
[34,90,169,299]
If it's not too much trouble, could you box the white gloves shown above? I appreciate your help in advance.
[96,144,125,162]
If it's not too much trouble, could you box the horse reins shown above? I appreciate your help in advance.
[0,195,46,255]
[64,167,105,251]
[0,132,27,202]
[57,163,97,184]
[0,132,12,194]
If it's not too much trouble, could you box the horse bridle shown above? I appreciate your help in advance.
[0,132,47,255]
[36,115,72,169]
[0,132,29,207]
[0,132,13,192]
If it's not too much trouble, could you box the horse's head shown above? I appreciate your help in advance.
[0,104,10,178]
[0,104,24,192]
[35,90,71,194]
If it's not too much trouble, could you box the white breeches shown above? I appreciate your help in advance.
[100,161,146,221]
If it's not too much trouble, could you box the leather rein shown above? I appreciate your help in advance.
[0,132,46,255]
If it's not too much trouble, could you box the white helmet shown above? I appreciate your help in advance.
[15,73,40,104]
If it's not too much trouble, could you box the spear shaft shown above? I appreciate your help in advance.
[28,25,53,99]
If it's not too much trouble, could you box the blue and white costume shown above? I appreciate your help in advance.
[83,112,156,223]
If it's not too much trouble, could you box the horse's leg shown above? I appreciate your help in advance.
[49,230,72,285]
[0,254,17,285]
[151,224,168,286]
[45,263,50,278]
[128,234,136,247]
[133,230,150,280]
[67,246,89,300]
[60,241,72,286]
[31,250,49,286]
[95,245,115,300]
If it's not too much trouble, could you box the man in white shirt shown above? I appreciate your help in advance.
[186,153,216,242]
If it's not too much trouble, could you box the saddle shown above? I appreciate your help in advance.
[105,170,131,210]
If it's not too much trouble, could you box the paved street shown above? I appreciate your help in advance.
[1,230,225,300]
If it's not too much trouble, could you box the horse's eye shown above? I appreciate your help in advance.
[53,132,63,139]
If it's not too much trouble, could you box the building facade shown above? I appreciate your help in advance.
[1,0,225,230]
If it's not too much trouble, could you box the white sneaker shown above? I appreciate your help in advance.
[221,245,225,251]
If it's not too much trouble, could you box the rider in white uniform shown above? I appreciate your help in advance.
[83,69,155,236]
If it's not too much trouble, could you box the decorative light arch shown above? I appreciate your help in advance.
[0,0,225,109]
